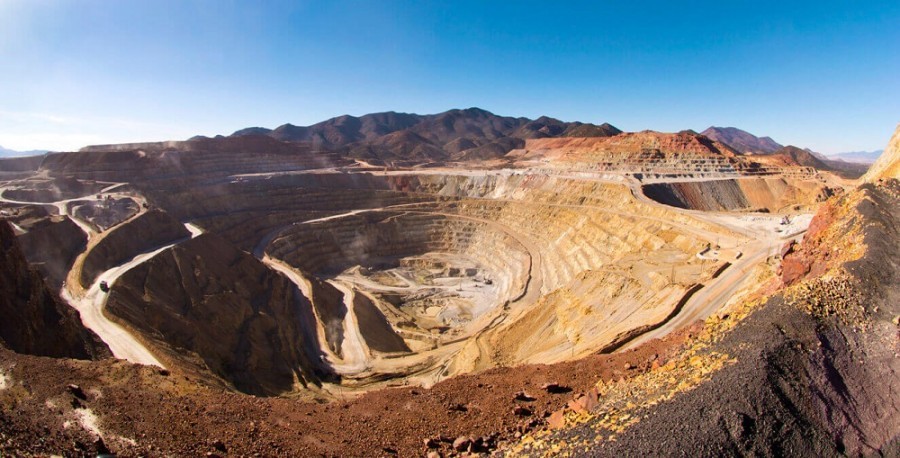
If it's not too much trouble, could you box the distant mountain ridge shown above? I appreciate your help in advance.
[828,150,883,164]
[699,127,871,178]
[769,145,831,170]
[228,108,622,162]
[700,127,782,154]
[0,145,49,158]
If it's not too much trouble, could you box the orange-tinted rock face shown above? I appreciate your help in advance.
[778,182,879,287]
[781,253,818,286]
[524,130,738,158]
[780,200,838,286]
[864,123,900,182]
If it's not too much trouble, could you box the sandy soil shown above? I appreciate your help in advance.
[0,323,698,457]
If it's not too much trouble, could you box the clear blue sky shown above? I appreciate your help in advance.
[1,0,898,153]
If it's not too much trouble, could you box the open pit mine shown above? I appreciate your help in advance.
[1,109,898,456]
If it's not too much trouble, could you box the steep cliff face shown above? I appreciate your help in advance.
[352,292,410,353]
[79,210,189,287]
[864,123,900,181]
[642,177,832,212]
[106,233,333,395]
[0,155,43,172]
[0,221,109,359]
[17,216,87,289]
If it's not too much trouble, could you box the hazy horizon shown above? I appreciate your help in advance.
[1,0,898,153]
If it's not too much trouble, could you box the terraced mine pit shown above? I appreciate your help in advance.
[2,114,896,457]
[0,137,834,397]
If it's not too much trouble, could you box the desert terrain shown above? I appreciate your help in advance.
[1,109,897,456]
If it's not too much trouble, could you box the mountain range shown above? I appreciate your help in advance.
[827,150,883,164]
[223,108,622,162]
[84,109,872,180]
[700,126,871,177]
[701,127,783,154]
[0,145,48,158]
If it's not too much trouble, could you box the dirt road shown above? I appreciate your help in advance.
[59,221,204,368]
[326,280,371,374]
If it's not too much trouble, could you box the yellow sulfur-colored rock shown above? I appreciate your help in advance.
[864,123,900,182]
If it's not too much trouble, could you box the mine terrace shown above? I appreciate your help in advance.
[1,107,897,457]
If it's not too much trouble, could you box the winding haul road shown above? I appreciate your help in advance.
[1,182,204,368]
[62,222,204,368]
[2,168,812,380]
[246,168,811,380]
[262,255,373,376]
[326,281,371,374]
[616,180,812,351]
[60,222,204,368]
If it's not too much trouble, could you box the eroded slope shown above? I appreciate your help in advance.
[107,233,333,395]
[512,179,900,457]
[0,221,109,360]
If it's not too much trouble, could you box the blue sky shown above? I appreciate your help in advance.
[1,0,898,153]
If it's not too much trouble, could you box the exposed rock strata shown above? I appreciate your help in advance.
[79,210,189,287]
[106,233,333,395]
[864,122,900,181]
[518,180,900,456]
[17,216,87,289]
[0,155,43,173]
[643,177,833,212]
[0,221,109,359]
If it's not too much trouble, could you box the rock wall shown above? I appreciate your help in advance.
[17,216,87,289]
[643,177,831,212]
[353,293,410,353]
[0,155,43,172]
[864,122,900,182]
[0,221,109,360]
[107,234,333,395]
[80,210,189,287]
